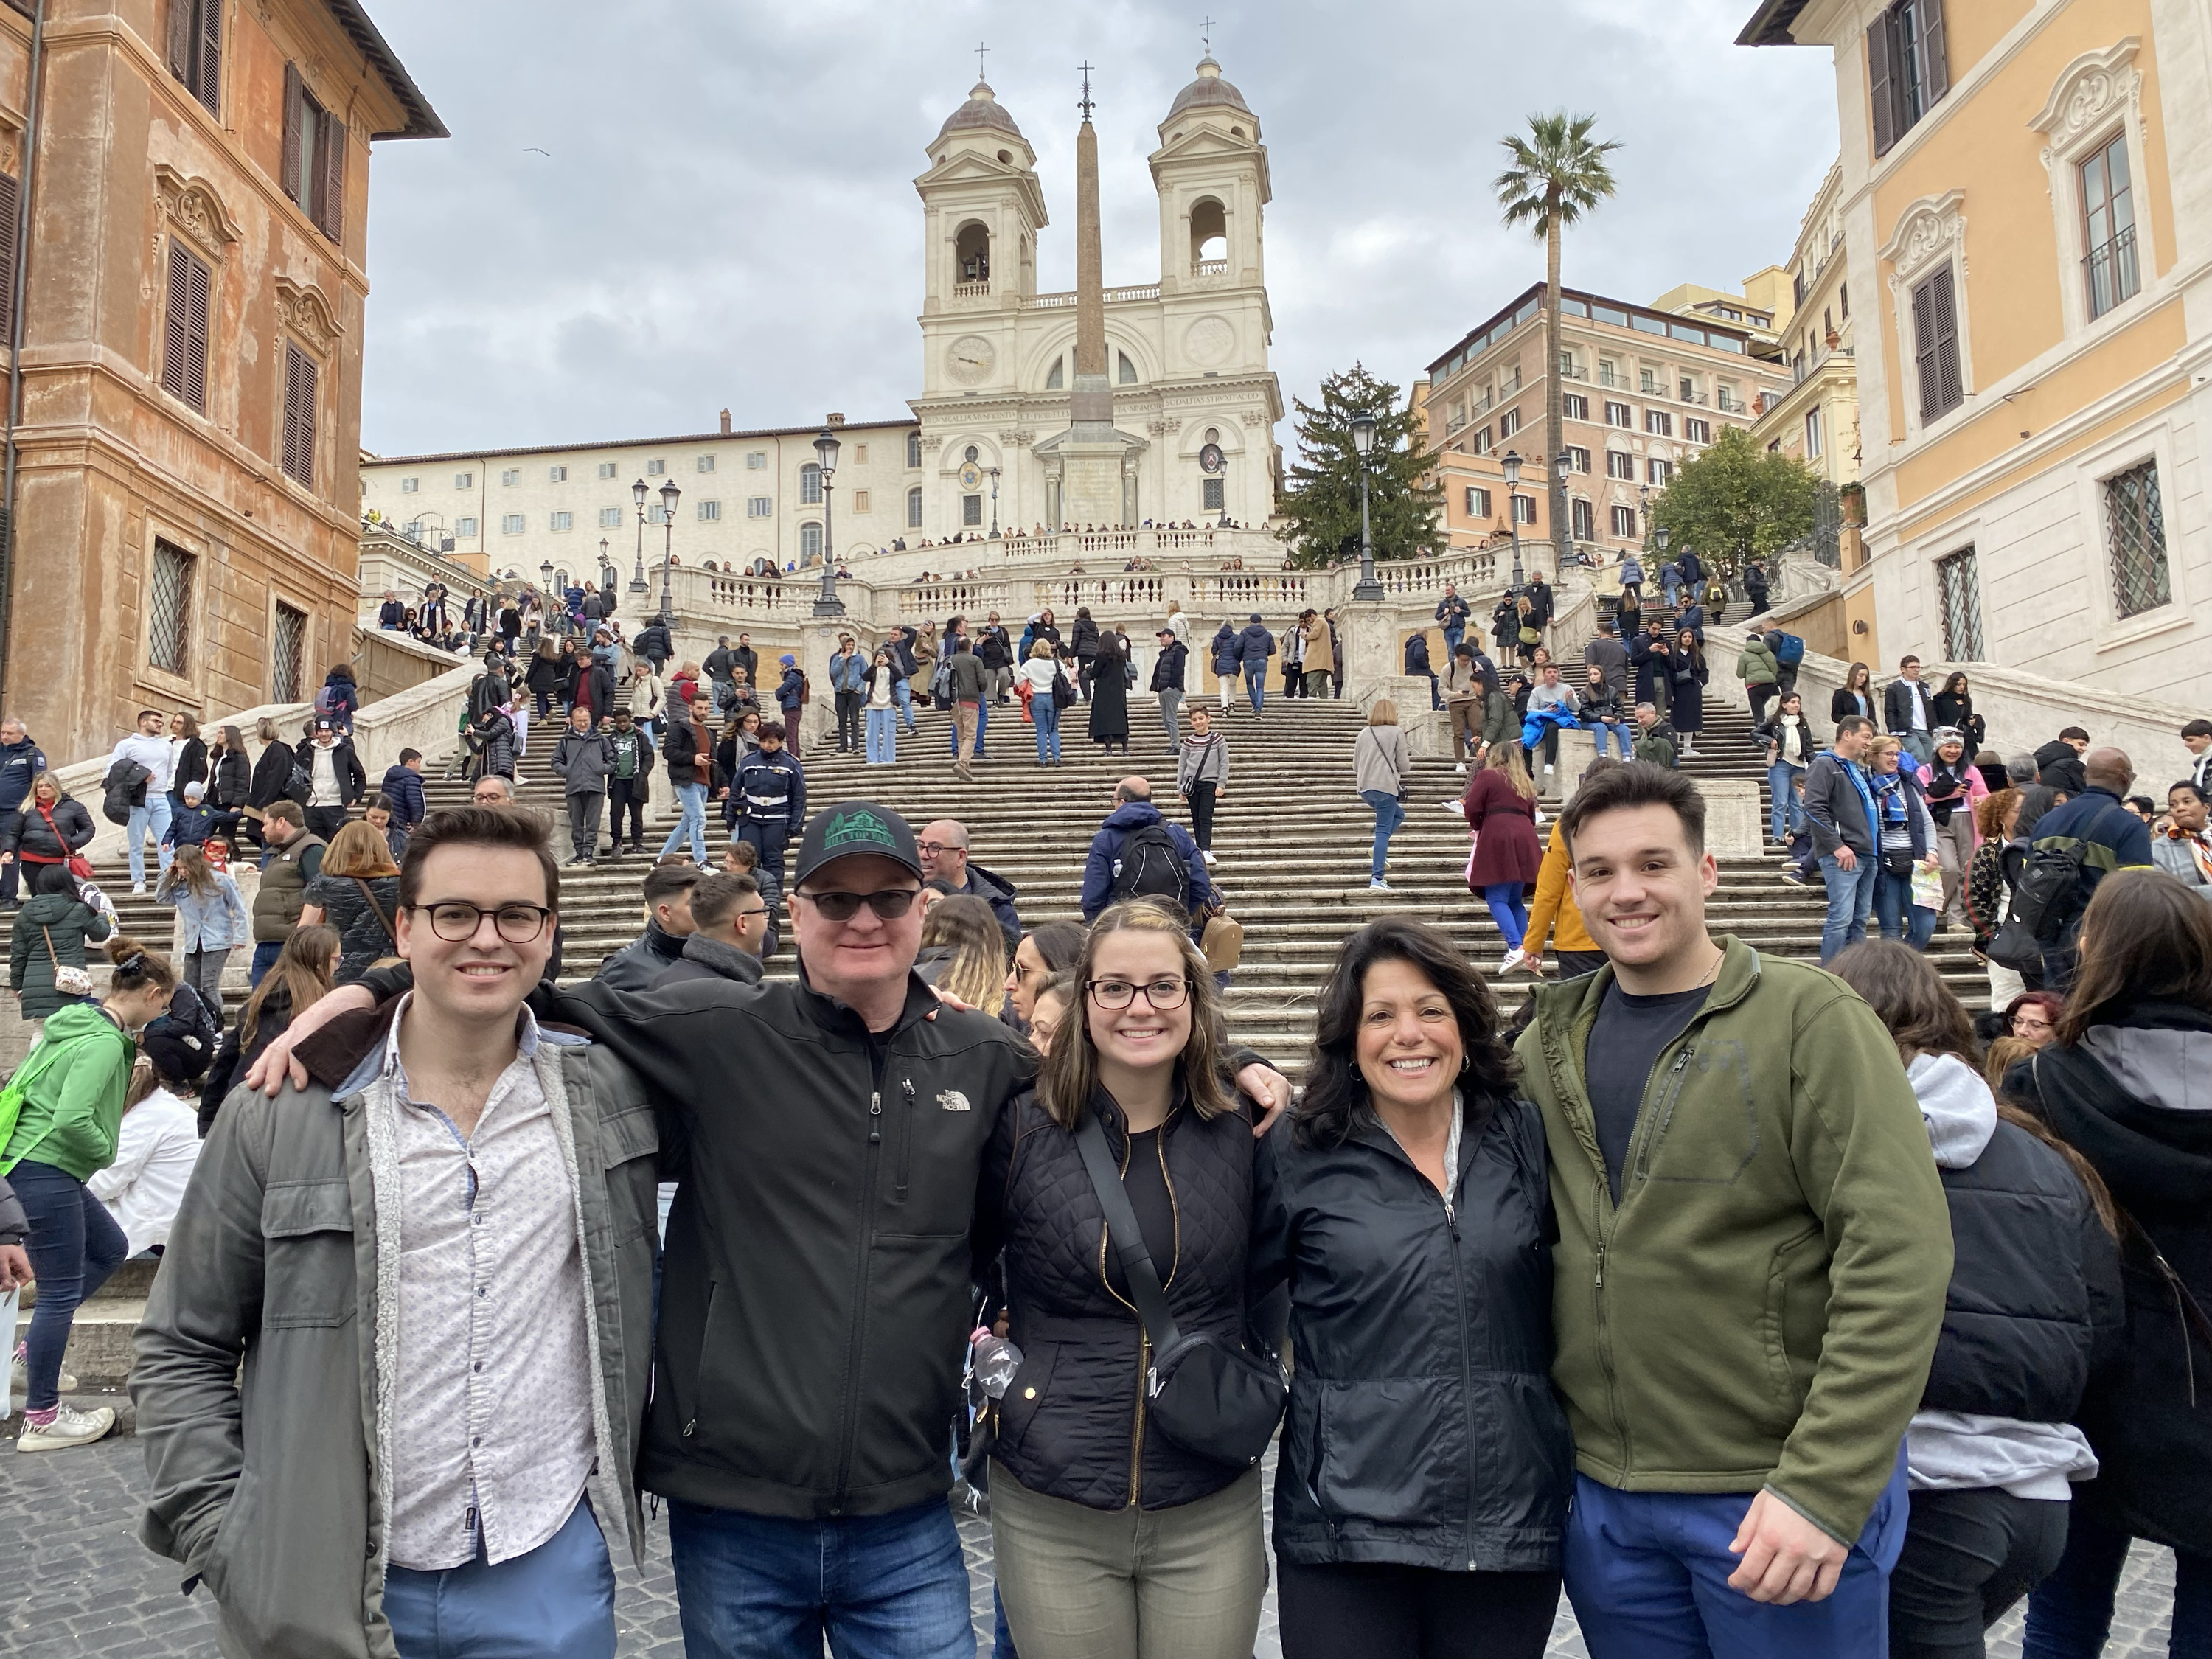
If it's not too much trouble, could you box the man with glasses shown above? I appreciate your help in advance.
[137,806,662,1659]
[918,817,1022,948]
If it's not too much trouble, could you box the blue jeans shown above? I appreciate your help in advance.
[1362,789,1404,881]
[1593,720,1631,759]
[1874,863,1938,950]
[1767,762,1807,842]
[1442,625,1465,662]
[2024,1506,2212,1658]
[126,793,174,886]
[1033,699,1061,764]
[1818,849,1879,963]
[1484,883,1529,950]
[1564,1450,1910,1659]
[1244,660,1267,714]
[1662,574,1683,608]
[248,939,284,988]
[384,1495,615,1659]
[889,677,917,733]
[658,780,708,864]
[865,706,897,764]
[668,1496,973,1659]
[13,1159,127,1411]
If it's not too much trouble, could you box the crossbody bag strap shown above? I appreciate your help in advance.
[41,924,58,968]
[355,877,397,944]
[1072,1110,1184,1354]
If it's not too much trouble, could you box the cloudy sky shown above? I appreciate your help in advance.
[356,0,1843,459]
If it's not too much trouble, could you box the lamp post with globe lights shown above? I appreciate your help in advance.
[1349,409,1382,602]
[813,426,845,616]
[656,479,680,625]
[1502,448,1526,595]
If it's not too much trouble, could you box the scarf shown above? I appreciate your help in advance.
[2166,825,2212,886]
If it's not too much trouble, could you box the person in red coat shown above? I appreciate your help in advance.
[1462,741,1544,974]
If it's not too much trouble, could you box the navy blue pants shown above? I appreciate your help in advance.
[13,1159,126,1411]
[383,1494,614,1659]
[1564,1449,1910,1658]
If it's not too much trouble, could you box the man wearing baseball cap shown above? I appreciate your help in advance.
[247,799,1294,1656]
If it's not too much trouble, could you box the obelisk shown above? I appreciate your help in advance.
[1050,61,1136,526]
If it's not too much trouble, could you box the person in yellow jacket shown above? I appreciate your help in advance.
[1521,759,1615,979]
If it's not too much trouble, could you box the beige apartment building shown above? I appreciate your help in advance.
[1422,281,1793,564]
[1751,159,1863,493]
[0,0,440,763]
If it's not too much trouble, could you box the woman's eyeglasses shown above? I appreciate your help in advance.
[412,902,554,943]
[796,888,919,922]
[1086,976,1192,1011]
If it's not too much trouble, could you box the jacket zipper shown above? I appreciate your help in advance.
[682,1280,719,1439]
[830,1068,888,1512]
[1441,1169,1480,1569]
[896,1079,916,1203]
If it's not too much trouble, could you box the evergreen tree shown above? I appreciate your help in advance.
[1648,428,1820,572]
[1276,364,1446,569]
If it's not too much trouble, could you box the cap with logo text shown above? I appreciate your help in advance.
[793,801,924,888]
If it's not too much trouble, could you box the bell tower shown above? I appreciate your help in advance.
[914,80,1046,402]
[1151,55,1269,298]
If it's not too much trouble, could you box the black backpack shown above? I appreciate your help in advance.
[1110,821,1190,911]
[1988,804,2127,970]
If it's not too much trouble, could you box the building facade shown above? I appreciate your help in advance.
[1743,0,2211,705]
[1,0,439,763]
[1422,282,1793,566]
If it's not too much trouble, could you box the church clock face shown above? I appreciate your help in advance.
[946,334,996,386]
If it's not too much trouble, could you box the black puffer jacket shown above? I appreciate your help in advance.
[1250,1095,1571,1572]
[0,793,94,860]
[982,1082,1259,1512]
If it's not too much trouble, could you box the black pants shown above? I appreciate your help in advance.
[1276,1559,1560,1659]
[1186,779,1217,851]
[738,820,789,910]
[835,689,863,751]
[304,806,348,841]
[1888,1487,2069,1659]
[1749,681,1778,728]
[565,790,603,860]
[1556,949,1609,978]
[608,778,647,847]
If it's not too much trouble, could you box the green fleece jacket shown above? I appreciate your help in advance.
[1514,937,1950,1545]
[0,1001,137,1181]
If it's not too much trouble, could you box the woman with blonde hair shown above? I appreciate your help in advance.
[1354,698,1412,892]
[916,894,1008,1017]
[983,901,1272,1658]
[1462,740,1543,974]
[297,820,400,984]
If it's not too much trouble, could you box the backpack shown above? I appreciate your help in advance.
[1772,631,1806,668]
[1051,667,1077,709]
[142,985,219,1083]
[1110,821,1191,911]
[1989,805,2129,968]
[313,683,343,718]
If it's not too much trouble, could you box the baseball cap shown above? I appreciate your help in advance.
[793,801,924,889]
[1155,626,1175,638]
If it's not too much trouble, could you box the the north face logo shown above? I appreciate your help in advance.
[937,1090,971,1113]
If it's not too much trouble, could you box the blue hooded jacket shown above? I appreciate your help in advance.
[1080,801,1214,922]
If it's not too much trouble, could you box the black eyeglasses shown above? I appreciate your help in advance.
[796,888,919,922]
[411,902,553,943]
[1086,976,1192,1011]
[915,841,965,858]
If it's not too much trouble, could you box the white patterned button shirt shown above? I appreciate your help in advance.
[374,996,597,1570]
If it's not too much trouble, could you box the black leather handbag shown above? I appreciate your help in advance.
[1073,1113,1287,1469]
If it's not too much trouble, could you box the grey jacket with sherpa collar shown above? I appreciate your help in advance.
[131,1000,660,1659]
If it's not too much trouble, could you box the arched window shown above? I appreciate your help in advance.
[1045,356,1064,390]
[906,431,922,468]
[955,222,990,286]
[907,486,923,528]
[799,522,823,563]
[1117,351,1138,385]
[799,462,822,505]
[1190,198,1228,269]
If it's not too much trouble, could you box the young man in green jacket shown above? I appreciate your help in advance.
[1517,762,1950,1657]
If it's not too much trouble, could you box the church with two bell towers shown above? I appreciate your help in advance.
[909,54,1283,540]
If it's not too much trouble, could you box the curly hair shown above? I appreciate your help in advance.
[1293,917,1518,1150]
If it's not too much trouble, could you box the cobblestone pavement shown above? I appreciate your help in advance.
[1,1437,2182,1658]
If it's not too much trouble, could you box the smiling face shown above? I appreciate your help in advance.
[1353,957,1463,1118]
[1568,804,1719,979]
[790,852,923,1006]
[1084,928,1192,1082]
[397,843,555,1026]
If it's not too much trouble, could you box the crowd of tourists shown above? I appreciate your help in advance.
[0,557,2206,1659]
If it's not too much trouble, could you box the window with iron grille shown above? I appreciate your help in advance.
[962,494,982,526]
[1933,546,1984,661]
[2081,133,2139,321]
[1202,479,1225,512]
[2104,459,2170,619]
[279,344,316,487]
[1611,505,1638,538]
[148,539,193,677]
[1911,265,1964,424]
[271,600,307,703]
[160,239,211,414]
[907,487,922,527]
[167,0,222,116]
[1571,498,1595,541]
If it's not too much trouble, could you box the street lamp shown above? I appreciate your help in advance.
[1553,450,1574,565]
[658,479,681,626]
[988,465,1001,538]
[1501,448,1525,594]
[812,426,845,617]
[631,479,651,598]
[1349,409,1382,602]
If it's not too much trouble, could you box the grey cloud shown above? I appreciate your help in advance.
[358,0,1838,454]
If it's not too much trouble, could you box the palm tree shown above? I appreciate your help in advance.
[1495,113,1621,582]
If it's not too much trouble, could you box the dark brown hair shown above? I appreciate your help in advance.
[689,872,761,931]
[1559,759,1706,858]
[239,924,338,1054]
[1037,900,1233,1129]
[105,934,178,997]
[397,806,560,913]
[1294,917,1517,1150]
[2059,868,2212,1043]
[1829,940,1978,1063]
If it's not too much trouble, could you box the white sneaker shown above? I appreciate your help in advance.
[1201,849,1217,866]
[1368,877,1391,891]
[1455,762,1468,773]
[1543,764,1554,776]
[10,1343,73,1395]
[15,1403,117,1452]
[1496,947,1526,975]
[131,883,146,896]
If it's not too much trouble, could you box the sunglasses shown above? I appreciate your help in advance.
[796,888,920,922]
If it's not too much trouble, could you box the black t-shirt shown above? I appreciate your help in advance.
[1585,981,1712,1206]
[1121,1126,1178,1273]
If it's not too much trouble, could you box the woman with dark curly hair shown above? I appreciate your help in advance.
[1249,915,1569,1658]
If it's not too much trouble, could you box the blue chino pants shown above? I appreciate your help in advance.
[383,1495,615,1659]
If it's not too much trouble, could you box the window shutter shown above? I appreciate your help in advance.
[182,248,210,412]
[282,344,316,487]
[161,240,190,400]
[1911,275,1939,421]
[195,0,222,116]
[1920,0,1950,104]
[281,62,304,204]
[167,0,195,80]
[0,172,18,346]
[1931,265,1962,414]
[1868,11,1898,157]
[316,116,345,242]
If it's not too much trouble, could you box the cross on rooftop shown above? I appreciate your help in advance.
[1201,16,1215,53]
[1078,60,1095,120]
[975,41,988,78]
